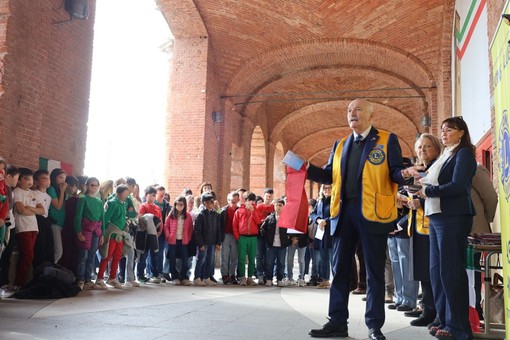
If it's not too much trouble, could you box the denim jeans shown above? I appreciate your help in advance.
[76,233,99,282]
[319,248,332,280]
[265,246,286,281]
[149,234,167,278]
[194,245,215,280]
[429,214,472,340]
[220,233,238,276]
[136,250,149,279]
[387,236,418,307]
[311,247,321,279]
[287,244,306,280]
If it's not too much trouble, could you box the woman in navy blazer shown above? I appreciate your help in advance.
[417,117,476,340]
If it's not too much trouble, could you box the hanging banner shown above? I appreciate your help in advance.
[491,1,510,336]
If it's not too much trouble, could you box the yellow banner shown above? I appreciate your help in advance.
[492,2,510,336]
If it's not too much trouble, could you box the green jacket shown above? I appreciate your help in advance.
[103,196,127,234]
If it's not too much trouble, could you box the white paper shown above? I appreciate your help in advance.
[315,226,325,240]
[282,150,305,171]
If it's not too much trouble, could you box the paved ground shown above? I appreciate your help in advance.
[0,275,434,340]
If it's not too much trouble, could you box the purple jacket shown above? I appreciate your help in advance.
[77,218,102,250]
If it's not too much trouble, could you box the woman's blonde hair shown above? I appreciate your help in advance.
[99,180,114,202]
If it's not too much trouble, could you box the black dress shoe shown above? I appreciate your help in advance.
[404,309,422,317]
[396,305,413,312]
[410,316,436,327]
[368,329,386,340]
[308,322,348,338]
[387,303,401,310]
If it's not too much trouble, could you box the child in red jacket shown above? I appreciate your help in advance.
[233,191,262,286]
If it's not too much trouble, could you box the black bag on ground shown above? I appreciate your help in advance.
[14,262,81,299]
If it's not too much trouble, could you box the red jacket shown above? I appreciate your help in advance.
[233,203,262,240]
[164,212,193,245]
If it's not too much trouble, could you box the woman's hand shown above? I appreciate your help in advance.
[407,198,422,210]
[416,189,427,199]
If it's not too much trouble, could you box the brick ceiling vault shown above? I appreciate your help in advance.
[158,0,452,165]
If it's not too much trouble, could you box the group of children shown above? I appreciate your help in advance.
[0,156,333,298]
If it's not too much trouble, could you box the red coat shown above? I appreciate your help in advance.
[164,212,193,245]
[232,203,262,240]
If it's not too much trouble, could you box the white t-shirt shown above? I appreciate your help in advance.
[13,187,39,233]
[33,190,51,218]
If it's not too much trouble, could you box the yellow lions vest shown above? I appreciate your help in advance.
[407,204,430,236]
[330,130,398,223]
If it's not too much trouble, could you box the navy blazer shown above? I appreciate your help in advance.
[307,127,407,234]
[424,147,476,216]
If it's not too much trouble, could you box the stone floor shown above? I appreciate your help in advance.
[0,275,434,340]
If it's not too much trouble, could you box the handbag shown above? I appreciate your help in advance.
[482,272,505,324]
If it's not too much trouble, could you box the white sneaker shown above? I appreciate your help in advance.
[194,278,206,286]
[95,279,107,290]
[83,281,96,290]
[149,277,161,284]
[77,280,85,291]
[123,280,140,288]
[1,286,19,298]
[285,278,296,286]
[247,277,257,286]
[204,278,217,286]
[106,279,122,288]
[172,279,181,285]
[257,276,265,285]
[277,281,285,287]
[298,279,306,287]
[265,280,273,287]
[239,277,247,286]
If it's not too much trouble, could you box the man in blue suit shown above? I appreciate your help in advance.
[307,99,415,340]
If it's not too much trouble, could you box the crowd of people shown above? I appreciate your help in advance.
[0,98,500,340]
[0,163,348,298]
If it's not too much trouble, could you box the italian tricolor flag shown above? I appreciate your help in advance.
[38,157,74,175]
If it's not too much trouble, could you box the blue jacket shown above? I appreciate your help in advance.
[424,147,476,216]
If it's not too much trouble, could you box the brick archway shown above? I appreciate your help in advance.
[273,141,285,198]
[250,126,266,195]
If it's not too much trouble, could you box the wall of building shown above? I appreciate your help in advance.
[0,0,96,173]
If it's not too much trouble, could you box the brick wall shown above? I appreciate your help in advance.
[0,0,95,173]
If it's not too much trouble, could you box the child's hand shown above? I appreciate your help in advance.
[77,232,85,242]
[0,219,4,227]
[59,182,68,192]
[199,246,205,251]
[99,235,104,246]
[215,245,220,251]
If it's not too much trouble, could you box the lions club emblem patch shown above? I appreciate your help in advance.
[368,149,385,165]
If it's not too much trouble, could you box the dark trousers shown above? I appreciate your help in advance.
[256,236,266,278]
[429,214,472,340]
[168,241,189,281]
[33,216,54,269]
[420,280,436,318]
[350,241,366,291]
[0,230,15,286]
[329,200,388,330]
